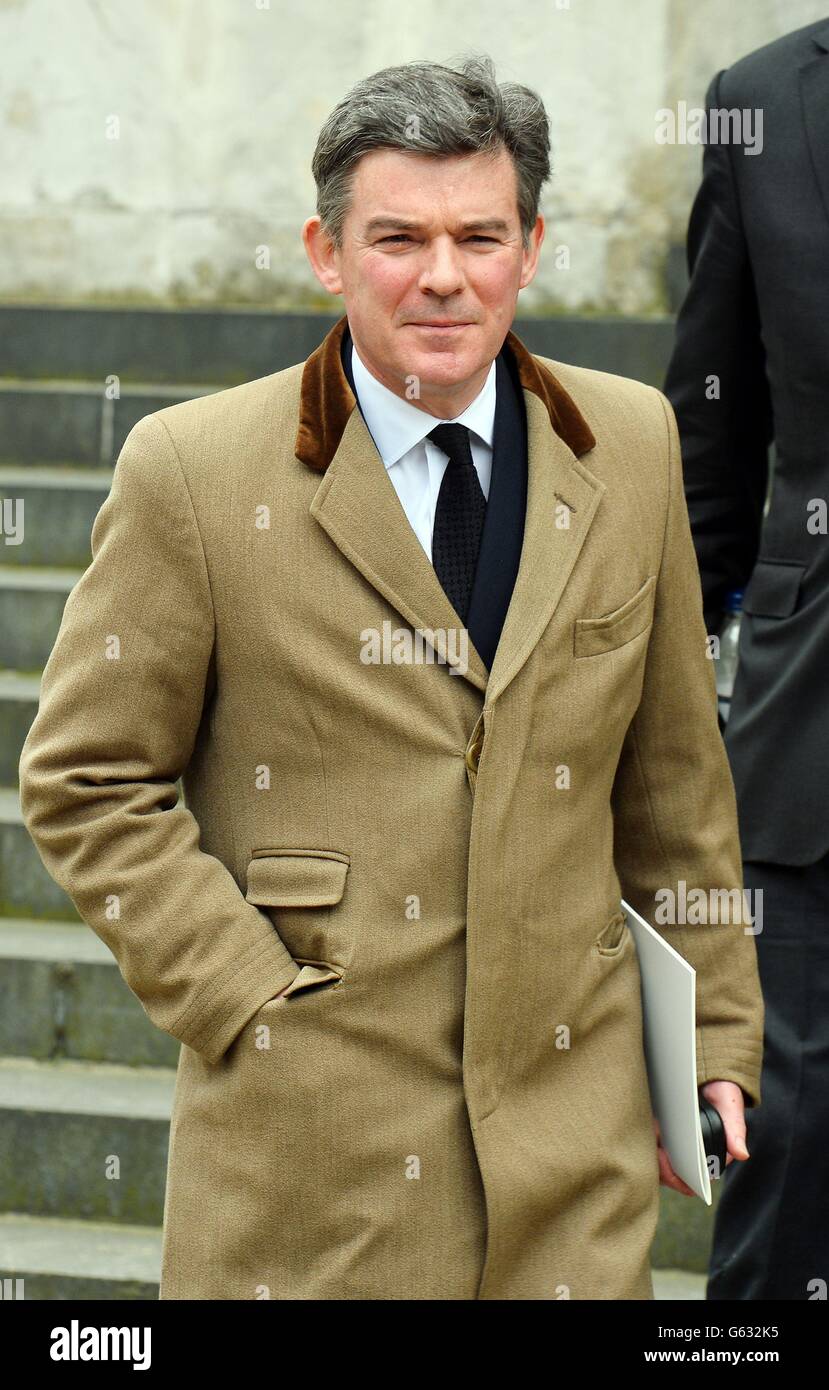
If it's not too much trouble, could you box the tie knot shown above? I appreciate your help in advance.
[427,422,474,469]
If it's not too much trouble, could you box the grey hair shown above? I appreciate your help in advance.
[311,55,551,250]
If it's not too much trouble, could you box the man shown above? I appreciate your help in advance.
[665,19,829,1300]
[18,56,763,1300]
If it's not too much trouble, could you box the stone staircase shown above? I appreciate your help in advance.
[0,303,708,1299]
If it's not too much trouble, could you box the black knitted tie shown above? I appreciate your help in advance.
[428,423,487,624]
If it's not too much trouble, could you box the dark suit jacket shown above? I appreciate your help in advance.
[665,18,829,866]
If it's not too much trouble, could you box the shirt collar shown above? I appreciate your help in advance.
[350,337,497,469]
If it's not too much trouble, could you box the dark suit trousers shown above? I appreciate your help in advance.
[707,854,829,1300]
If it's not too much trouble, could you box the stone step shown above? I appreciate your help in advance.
[0,465,111,568]
[0,783,80,920]
[0,1018,721,1270]
[0,379,213,467]
[0,670,39,785]
[652,1267,706,1299]
[653,1184,718,1275]
[0,1055,174,1225]
[0,304,674,388]
[0,1212,161,1299]
[0,945,716,1272]
[0,564,83,669]
[0,1212,703,1302]
[0,916,180,1067]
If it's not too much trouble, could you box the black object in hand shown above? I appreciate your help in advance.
[699,1096,728,1174]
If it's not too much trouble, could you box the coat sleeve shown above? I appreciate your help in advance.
[18,412,301,1064]
[663,68,773,636]
[610,388,764,1109]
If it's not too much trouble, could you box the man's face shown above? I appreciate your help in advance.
[303,145,544,408]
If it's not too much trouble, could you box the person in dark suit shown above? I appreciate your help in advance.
[665,18,829,1300]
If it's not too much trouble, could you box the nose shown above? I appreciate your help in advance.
[417,233,466,299]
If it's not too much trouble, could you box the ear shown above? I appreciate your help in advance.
[519,213,545,290]
[302,215,344,295]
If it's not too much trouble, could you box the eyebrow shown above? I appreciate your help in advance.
[364,216,512,236]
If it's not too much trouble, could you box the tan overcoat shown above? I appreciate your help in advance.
[18,315,764,1300]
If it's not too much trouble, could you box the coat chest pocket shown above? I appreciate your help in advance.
[574,575,656,658]
[245,848,352,998]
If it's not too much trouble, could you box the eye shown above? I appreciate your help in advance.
[378,233,498,245]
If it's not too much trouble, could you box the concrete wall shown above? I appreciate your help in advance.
[1,0,825,312]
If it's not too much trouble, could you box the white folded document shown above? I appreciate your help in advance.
[621,898,713,1204]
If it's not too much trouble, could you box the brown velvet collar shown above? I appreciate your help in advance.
[295,314,596,472]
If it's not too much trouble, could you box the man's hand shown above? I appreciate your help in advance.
[699,1078,749,1167]
[652,1113,696,1196]
[652,1079,749,1197]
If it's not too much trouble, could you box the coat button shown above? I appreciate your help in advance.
[465,721,484,773]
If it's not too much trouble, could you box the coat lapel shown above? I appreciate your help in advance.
[309,397,490,691]
[297,314,601,703]
[462,347,528,672]
[485,394,604,704]
[800,24,829,236]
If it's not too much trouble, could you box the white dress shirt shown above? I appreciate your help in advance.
[350,340,496,562]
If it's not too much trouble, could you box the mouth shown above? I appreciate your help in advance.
[407,321,473,331]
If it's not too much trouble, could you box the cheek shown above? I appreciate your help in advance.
[469,259,521,307]
[357,257,416,305]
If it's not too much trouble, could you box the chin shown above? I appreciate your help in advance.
[418,351,481,382]
[407,336,478,366]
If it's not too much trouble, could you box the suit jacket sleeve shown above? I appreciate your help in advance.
[610,389,764,1108]
[663,68,774,636]
[18,413,301,1064]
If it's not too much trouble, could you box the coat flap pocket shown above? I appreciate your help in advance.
[741,559,806,618]
[245,849,350,907]
[574,575,656,657]
[596,910,630,956]
[280,963,342,998]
